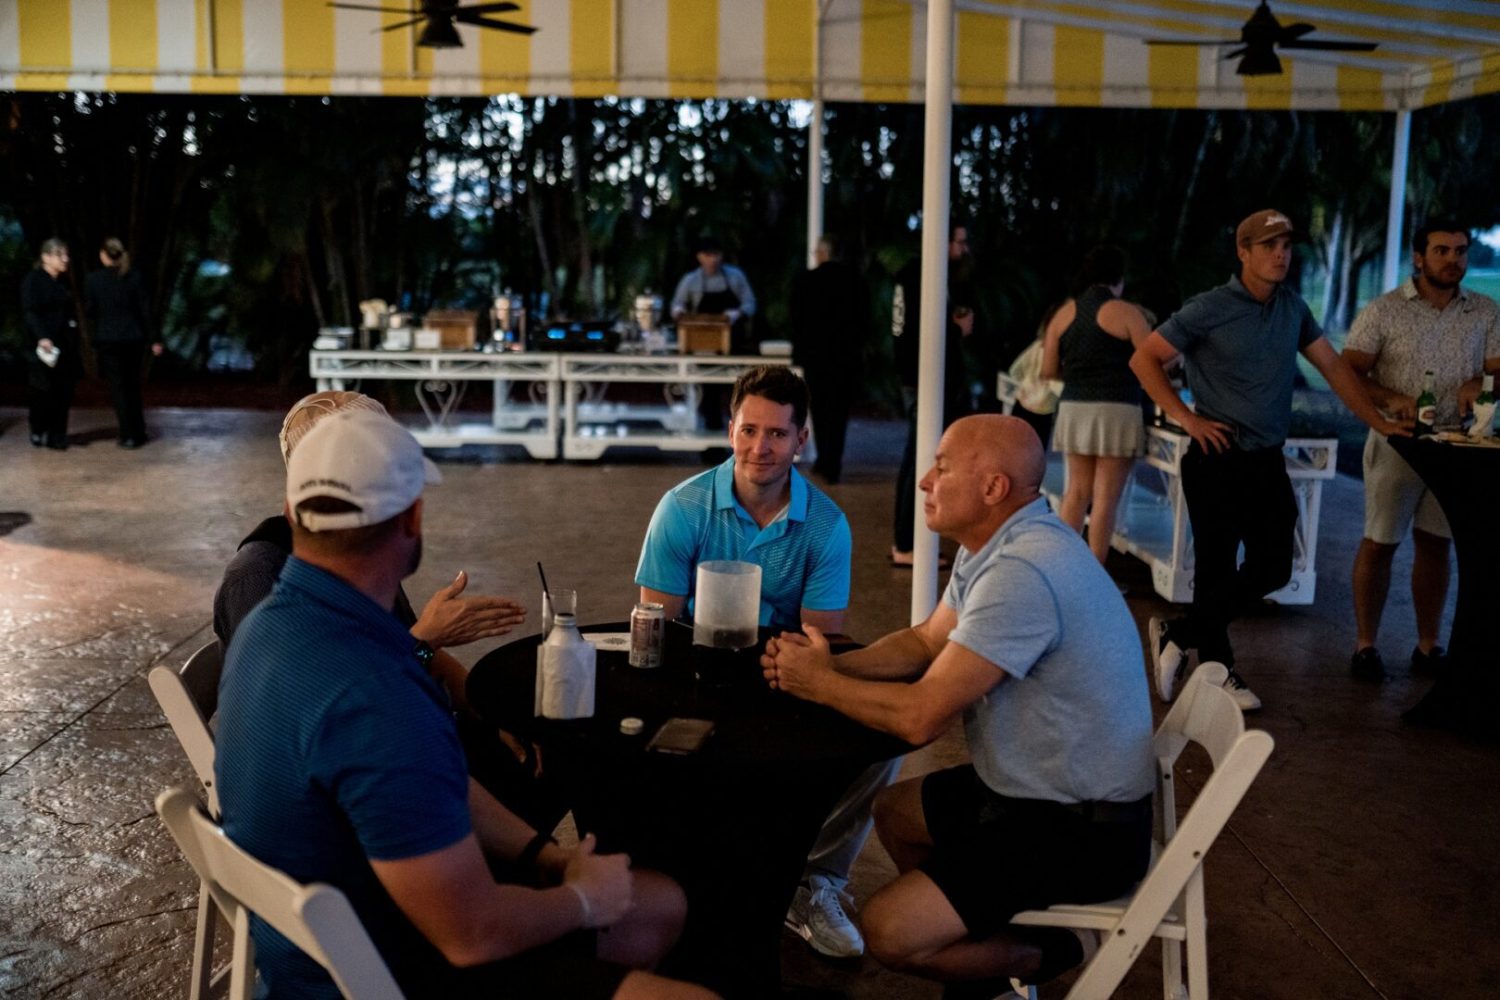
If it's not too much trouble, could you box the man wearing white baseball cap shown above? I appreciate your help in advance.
[1131,209,1409,712]
[216,410,711,1000]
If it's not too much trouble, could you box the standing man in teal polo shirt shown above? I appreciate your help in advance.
[635,365,886,960]
[1131,209,1407,712]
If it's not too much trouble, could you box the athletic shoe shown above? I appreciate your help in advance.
[1222,666,1261,712]
[1410,645,1448,677]
[784,876,864,958]
[1350,647,1385,682]
[1149,617,1186,703]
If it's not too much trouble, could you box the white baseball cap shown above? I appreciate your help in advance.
[286,410,441,532]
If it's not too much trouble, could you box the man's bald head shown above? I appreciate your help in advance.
[946,414,1045,498]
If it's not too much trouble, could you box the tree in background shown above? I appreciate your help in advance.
[1,91,1496,407]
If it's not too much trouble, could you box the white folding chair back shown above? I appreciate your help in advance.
[150,639,227,999]
[156,787,405,1000]
[150,639,223,815]
[1010,662,1275,1000]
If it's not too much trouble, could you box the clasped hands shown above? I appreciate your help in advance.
[411,570,527,650]
[543,833,635,929]
[760,624,834,701]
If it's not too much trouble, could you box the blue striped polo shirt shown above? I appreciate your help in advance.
[634,458,852,629]
[216,557,471,999]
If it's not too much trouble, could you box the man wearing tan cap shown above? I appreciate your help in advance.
[1130,209,1407,712]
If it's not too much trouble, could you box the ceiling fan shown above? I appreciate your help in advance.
[1145,1,1377,77]
[327,1,537,49]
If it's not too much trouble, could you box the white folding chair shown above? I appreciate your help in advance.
[149,639,225,998]
[1009,662,1275,1000]
[156,786,405,1000]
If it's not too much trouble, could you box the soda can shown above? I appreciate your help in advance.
[629,602,665,669]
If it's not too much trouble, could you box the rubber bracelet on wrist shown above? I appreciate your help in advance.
[565,882,593,928]
[515,832,556,875]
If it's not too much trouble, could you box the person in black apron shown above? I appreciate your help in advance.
[669,236,759,442]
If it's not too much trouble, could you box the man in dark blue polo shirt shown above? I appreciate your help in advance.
[1130,209,1407,712]
[216,410,712,1000]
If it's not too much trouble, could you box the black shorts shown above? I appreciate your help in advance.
[435,930,630,1000]
[918,765,1152,938]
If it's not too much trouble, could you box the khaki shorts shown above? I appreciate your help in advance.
[1362,431,1450,545]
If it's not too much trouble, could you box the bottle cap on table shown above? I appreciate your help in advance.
[620,717,644,735]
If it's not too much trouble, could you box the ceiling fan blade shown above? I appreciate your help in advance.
[454,13,537,33]
[1278,39,1379,52]
[1223,46,1248,59]
[1279,22,1316,41]
[453,2,522,14]
[377,14,429,32]
[1145,37,1239,46]
[327,2,421,12]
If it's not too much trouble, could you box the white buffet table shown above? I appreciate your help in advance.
[997,373,1336,605]
[309,349,796,461]
[311,350,561,458]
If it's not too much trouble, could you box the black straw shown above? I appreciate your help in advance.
[536,561,551,600]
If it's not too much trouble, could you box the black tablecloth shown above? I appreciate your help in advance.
[1388,436,1500,737]
[466,620,910,997]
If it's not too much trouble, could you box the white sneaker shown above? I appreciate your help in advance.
[1222,667,1261,712]
[784,876,864,958]
[1149,617,1186,703]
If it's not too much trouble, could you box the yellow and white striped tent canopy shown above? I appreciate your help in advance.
[2,0,1497,111]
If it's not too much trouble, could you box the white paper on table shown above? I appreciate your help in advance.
[582,632,630,652]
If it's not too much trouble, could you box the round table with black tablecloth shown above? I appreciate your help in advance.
[467,620,910,998]
[1387,436,1500,738]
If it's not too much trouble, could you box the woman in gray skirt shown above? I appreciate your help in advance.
[1041,246,1152,565]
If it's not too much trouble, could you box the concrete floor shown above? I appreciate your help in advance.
[1,405,1496,1000]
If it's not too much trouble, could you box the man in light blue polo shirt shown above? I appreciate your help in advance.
[636,365,850,632]
[636,365,880,959]
[762,415,1154,994]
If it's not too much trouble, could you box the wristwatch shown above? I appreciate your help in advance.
[412,638,435,671]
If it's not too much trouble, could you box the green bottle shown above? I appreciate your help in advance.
[1415,370,1437,437]
[1477,373,1494,408]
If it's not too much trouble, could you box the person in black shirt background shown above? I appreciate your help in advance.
[84,237,163,448]
[21,238,82,451]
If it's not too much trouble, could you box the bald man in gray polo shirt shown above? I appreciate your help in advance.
[761,414,1154,994]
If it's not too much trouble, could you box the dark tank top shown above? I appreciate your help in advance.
[1058,284,1141,404]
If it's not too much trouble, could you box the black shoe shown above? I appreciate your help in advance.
[45,439,68,451]
[1410,645,1448,677]
[1350,647,1385,682]
[30,433,44,448]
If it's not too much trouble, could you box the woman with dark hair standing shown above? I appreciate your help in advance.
[1041,245,1152,566]
[21,238,81,450]
[84,237,162,448]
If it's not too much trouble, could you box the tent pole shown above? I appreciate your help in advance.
[912,0,954,625]
[1382,108,1412,292]
[807,99,825,269]
[807,5,825,269]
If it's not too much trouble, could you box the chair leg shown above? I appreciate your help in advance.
[1184,870,1209,999]
[1161,937,1183,999]
[228,908,256,1000]
[189,882,216,1000]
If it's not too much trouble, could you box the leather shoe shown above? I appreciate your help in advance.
[1350,647,1385,682]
